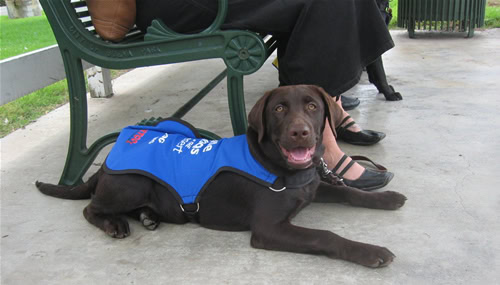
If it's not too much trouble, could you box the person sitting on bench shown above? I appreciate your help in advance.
[135,0,401,189]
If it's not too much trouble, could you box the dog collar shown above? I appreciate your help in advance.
[268,167,317,192]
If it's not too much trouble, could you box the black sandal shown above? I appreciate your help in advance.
[320,155,394,191]
[340,95,360,110]
[336,116,386,146]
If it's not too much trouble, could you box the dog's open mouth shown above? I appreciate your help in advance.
[280,145,316,168]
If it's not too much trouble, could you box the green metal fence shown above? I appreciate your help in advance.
[398,0,486,37]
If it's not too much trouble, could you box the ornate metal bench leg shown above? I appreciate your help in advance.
[58,53,118,186]
[226,70,247,136]
[57,53,90,185]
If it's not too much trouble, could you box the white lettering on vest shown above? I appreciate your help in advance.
[203,140,218,152]
[173,138,191,154]
[158,133,169,144]
[190,139,209,155]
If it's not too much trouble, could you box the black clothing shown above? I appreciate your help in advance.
[136,0,394,97]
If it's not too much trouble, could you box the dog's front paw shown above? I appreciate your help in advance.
[103,217,130,238]
[385,92,403,101]
[367,191,407,210]
[379,191,407,210]
[345,243,396,268]
[383,85,403,101]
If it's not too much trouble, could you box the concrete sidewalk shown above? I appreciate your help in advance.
[1,30,499,284]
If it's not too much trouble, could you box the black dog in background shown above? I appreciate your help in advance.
[367,0,403,102]
[37,85,406,268]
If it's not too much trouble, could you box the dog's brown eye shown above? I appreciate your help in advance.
[275,105,284,112]
[307,103,317,110]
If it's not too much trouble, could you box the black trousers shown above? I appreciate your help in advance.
[136,0,394,97]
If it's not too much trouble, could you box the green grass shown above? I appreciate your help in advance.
[0,13,130,138]
[0,14,56,59]
[0,14,127,137]
[0,13,67,137]
[388,0,399,29]
[485,4,500,27]
[0,81,68,135]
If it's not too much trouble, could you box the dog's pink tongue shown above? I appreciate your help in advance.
[289,147,309,161]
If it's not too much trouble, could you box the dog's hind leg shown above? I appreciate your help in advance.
[128,207,160,231]
[83,205,131,238]
[81,174,161,238]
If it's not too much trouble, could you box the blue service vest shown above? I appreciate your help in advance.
[104,119,278,205]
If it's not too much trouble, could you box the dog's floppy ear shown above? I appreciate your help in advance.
[310,85,344,138]
[248,89,274,142]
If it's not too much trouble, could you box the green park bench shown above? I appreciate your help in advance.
[40,0,277,186]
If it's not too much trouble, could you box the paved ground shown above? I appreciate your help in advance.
[1,30,499,284]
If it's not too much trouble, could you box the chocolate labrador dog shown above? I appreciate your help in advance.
[36,85,406,268]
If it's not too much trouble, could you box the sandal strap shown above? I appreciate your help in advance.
[342,121,356,130]
[335,116,356,136]
[329,155,387,179]
[350,155,387,172]
[330,154,348,174]
[338,115,352,127]
[330,154,357,178]
[338,159,355,177]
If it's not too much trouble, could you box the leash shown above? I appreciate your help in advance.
[318,158,347,186]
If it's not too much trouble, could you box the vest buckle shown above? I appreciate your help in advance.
[179,203,200,214]
[180,203,200,222]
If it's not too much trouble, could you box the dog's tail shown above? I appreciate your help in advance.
[36,170,100,200]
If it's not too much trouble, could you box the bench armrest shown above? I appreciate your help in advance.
[202,0,228,34]
[145,0,228,41]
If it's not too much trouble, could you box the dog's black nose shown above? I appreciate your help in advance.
[289,124,311,141]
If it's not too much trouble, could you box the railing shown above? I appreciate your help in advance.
[397,0,486,38]
[0,45,112,106]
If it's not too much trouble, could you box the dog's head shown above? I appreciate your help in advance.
[248,85,343,170]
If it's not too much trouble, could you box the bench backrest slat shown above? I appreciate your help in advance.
[76,10,90,18]
[81,20,94,28]
[71,1,87,9]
